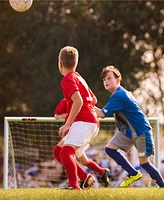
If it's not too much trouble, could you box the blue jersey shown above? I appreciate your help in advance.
[102,86,152,138]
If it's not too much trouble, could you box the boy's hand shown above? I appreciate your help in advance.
[58,124,70,138]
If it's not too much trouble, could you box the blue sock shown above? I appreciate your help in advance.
[141,162,164,187]
[105,147,137,176]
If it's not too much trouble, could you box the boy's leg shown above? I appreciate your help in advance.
[105,147,142,187]
[78,154,109,187]
[53,145,62,163]
[77,145,110,186]
[105,132,139,177]
[76,137,110,187]
[60,145,95,189]
[79,153,106,176]
[105,147,138,176]
[86,160,110,187]
[138,132,164,187]
[75,159,96,189]
[86,160,107,175]
[53,139,65,163]
[60,122,99,189]
[60,145,80,189]
[53,143,95,188]
[104,131,143,187]
[140,161,164,187]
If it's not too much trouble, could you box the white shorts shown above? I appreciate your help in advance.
[76,143,90,158]
[63,121,99,154]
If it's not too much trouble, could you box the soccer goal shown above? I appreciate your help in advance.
[4,117,160,189]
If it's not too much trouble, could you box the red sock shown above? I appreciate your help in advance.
[60,146,80,189]
[75,160,87,180]
[52,145,62,164]
[87,160,105,176]
[53,146,87,181]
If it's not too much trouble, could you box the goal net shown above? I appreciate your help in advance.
[4,117,160,189]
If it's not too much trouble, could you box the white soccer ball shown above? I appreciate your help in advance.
[9,0,33,12]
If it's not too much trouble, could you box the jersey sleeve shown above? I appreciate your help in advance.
[102,96,123,117]
[54,99,67,115]
[61,76,79,99]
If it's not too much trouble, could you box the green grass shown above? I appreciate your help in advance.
[0,188,164,200]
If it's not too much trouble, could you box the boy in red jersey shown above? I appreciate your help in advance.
[53,46,105,190]
[54,98,110,188]
[54,98,68,120]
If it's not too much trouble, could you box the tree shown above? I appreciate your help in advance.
[0,1,164,135]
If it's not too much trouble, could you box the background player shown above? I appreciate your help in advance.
[95,65,164,188]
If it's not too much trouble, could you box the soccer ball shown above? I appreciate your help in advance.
[9,0,33,12]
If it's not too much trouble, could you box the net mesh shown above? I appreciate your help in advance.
[6,118,158,188]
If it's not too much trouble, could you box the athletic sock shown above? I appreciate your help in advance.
[60,146,80,189]
[86,160,105,176]
[141,162,164,187]
[75,160,88,181]
[105,147,137,176]
[53,145,87,181]
[52,145,62,164]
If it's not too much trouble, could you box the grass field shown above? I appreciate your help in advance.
[0,188,164,200]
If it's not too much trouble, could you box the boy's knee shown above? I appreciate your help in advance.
[53,145,60,158]
[105,147,113,156]
[105,147,118,157]
[80,160,88,166]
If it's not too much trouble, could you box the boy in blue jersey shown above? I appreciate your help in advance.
[95,65,164,188]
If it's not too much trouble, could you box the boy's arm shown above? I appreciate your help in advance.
[66,91,83,126]
[58,91,83,138]
[94,106,105,118]
[54,113,67,120]
[54,98,67,120]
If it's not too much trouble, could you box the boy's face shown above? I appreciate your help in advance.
[102,71,120,93]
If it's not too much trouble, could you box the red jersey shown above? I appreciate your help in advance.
[61,72,99,127]
[54,98,67,115]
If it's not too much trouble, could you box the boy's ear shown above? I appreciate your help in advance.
[59,61,63,68]
[116,78,121,84]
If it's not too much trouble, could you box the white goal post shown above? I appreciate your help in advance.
[4,116,160,189]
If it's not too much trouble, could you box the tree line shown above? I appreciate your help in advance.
[0,0,164,135]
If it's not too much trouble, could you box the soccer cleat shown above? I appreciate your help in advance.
[101,168,110,187]
[81,173,95,189]
[79,180,84,189]
[120,170,142,187]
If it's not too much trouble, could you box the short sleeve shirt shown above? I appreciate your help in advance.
[54,98,67,115]
[61,72,99,127]
[102,86,152,138]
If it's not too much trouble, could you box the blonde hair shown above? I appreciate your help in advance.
[58,46,79,69]
[101,65,122,81]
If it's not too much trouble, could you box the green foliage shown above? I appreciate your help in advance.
[0,1,164,134]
